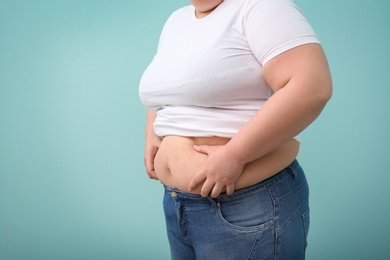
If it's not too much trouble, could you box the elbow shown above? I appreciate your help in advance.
[311,78,333,117]
[318,82,332,106]
[318,60,333,106]
[319,72,333,104]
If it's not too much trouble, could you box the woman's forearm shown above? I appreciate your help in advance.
[144,109,161,179]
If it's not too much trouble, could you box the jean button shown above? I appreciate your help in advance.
[171,191,177,198]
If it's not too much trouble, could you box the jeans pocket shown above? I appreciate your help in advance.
[215,194,274,232]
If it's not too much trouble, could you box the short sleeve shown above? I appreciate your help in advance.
[243,0,320,65]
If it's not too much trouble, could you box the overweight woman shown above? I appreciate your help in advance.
[139,0,332,259]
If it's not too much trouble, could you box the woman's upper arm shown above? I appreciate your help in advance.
[262,43,333,100]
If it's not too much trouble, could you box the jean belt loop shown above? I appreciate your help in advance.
[287,163,298,179]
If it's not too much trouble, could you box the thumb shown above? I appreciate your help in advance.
[193,144,211,155]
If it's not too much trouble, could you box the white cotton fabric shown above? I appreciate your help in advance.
[139,0,320,138]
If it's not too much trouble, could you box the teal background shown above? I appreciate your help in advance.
[0,0,388,259]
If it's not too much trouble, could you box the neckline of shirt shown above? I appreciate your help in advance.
[190,1,226,22]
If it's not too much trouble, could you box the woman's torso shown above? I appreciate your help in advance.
[154,136,299,194]
[141,0,317,192]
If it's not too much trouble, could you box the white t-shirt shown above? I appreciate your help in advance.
[139,0,319,138]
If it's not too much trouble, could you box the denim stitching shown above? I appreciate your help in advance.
[273,200,308,259]
[246,228,261,260]
[277,198,309,236]
[273,180,306,205]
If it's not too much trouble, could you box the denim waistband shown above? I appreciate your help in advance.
[164,159,301,201]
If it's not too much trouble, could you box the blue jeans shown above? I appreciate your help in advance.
[163,160,310,260]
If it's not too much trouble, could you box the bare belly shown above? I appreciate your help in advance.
[154,136,299,194]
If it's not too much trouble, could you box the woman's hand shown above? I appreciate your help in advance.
[188,144,245,198]
[144,132,162,180]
